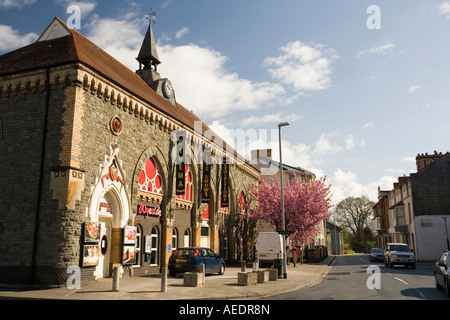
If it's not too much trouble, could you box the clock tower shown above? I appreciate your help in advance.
[136,21,176,105]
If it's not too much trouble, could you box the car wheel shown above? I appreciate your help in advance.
[218,264,225,275]
[411,263,416,269]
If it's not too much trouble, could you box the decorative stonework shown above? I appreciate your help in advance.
[50,166,85,210]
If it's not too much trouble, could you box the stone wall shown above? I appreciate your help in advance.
[0,64,260,285]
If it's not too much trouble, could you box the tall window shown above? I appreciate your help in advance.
[184,229,190,247]
[138,158,163,195]
[134,225,142,266]
[150,226,159,266]
[176,164,193,202]
[172,228,178,251]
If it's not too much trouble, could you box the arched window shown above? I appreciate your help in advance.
[138,158,163,195]
[176,164,193,202]
[238,192,246,214]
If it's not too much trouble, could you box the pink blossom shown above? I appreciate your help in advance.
[248,175,332,244]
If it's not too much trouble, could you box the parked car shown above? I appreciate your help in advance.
[369,248,385,262]
[434,251,450,296]
[384,243,416,269]
[168,247,225,277]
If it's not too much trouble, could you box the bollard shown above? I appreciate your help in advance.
[253,261,258,272]
[161,266,167,293]
[200,264,205,285]
[241,261,246,272]
[112,266,120,292]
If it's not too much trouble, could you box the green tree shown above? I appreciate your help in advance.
[333,196,376,253]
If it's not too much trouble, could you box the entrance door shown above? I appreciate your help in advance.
[97,218,112,278]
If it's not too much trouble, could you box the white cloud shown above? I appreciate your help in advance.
[263,41,337,92]
[0,25,38,51]
[363,122,375,130]
[241,112,302,127]
[402,157,416,163]
[357,42,396,58]
[84,15,143,70]
[312,133,342,156]
[437,2,450,18]
[158,43,287,119]
[328,169,396,205]
[0,0,36,9]
[408,85,420,93]
[175,27,189,39]
[345,135,356,150]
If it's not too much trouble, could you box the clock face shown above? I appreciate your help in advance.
[163,80,173,98]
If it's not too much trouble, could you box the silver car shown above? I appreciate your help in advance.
[384,243,416,269]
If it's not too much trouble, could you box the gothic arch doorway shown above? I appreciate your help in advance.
[96,189,121,278]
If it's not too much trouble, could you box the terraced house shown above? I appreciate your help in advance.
[0,18,260,286]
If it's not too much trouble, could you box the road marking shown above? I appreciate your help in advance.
[394,277,408,285]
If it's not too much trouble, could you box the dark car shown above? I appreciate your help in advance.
[369,248,384,262]
[434,251,450,296]
[168,247,225,277]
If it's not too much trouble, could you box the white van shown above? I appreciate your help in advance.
[256,232,284,268]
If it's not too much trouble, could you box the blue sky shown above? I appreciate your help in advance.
[1,0,450,205]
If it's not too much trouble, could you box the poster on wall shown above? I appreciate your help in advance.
[82,245,99,267]
[123,226,137,245]
[84,222,101,243]
[122,246,136,265]
[145,235,152,254]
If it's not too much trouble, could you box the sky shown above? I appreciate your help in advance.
[1,0,450,206]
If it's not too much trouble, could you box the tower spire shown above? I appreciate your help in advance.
[137,10,160,71]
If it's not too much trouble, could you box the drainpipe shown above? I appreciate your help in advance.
[31,68,51,284]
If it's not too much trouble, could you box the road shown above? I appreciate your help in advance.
[263,254,450,300]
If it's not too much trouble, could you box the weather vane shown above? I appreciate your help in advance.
[145,8,157,25]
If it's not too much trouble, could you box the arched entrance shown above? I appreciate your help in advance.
[96,190,121,278]
[87,145,131,279]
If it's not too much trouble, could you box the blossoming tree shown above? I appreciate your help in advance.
[248,175,333,245]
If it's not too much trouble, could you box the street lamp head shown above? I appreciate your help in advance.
[278,122,290,128]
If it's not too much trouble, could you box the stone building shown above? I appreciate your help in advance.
[373,151,450,261]
[0,18,260,285]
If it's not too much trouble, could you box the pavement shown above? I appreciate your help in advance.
[0,256,336,300]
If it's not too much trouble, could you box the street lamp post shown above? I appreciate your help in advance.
[278,122,289,279]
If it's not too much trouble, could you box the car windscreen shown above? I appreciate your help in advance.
[390,245,410,252]
[372,248,384,253]
[174,249,198,256]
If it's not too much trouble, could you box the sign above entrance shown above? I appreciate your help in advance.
[137,203,162,218]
